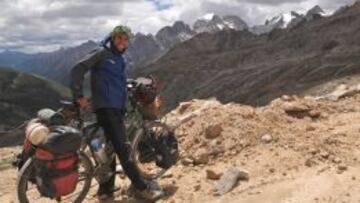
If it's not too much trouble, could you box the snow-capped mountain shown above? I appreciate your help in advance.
[265,12,300,28]
[251,5,326,34]
[0,5,331,84]
[193,14,248,33]
[155,21,195,50]
[305,5,325,20]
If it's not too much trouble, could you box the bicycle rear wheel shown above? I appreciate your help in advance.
[16,152,93,203]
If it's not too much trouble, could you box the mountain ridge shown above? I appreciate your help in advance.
[0,5,331,85]
[135,2,360,112]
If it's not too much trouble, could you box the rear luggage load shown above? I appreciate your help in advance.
[34,125,82,198]
[19,110,83,199]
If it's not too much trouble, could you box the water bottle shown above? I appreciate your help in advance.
[90,138,109,164]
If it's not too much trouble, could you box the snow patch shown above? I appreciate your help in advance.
[201,13,215,21]
[216,24,225,30]
[224,21,235,29]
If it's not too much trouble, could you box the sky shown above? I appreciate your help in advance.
[0,0,357,53]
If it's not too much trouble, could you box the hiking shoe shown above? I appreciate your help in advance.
[97,187,119,201]
[130,181,165,201]
[97,193,114,201]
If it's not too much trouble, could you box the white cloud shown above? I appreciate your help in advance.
[0,0,356,53]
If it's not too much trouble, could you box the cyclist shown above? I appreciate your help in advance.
[70,25,164,201]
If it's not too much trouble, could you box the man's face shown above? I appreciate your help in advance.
[113,34,129,53]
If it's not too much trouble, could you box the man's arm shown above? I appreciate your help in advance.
[70,48,104,100]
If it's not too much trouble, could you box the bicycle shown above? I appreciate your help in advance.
[16,77,178,203]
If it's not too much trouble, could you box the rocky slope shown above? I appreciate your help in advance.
[136,2,360,112]
[0,67,70,146]
[1,82,360,202]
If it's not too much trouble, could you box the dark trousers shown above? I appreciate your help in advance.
[96,108,147,193]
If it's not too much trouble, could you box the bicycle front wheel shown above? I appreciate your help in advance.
[131,121,172,180]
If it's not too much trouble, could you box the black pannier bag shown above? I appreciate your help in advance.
[39,126,82,154]
[154,131,179,169]
[138,130,179,169]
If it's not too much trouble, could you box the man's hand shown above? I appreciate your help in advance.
[77,97,90,109]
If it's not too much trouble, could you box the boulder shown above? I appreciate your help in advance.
[214,168,249,195]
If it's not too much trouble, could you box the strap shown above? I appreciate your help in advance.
[35,158,79,178]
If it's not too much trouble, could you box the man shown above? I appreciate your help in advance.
[70,25,164,201]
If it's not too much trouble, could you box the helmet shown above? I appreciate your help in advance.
[111,25,132,40]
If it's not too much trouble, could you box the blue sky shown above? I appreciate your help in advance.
[148,0,173,10]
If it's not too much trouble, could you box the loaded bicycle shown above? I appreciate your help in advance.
[15,77,178,203]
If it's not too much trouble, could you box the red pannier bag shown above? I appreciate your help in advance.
[34,148,79,198]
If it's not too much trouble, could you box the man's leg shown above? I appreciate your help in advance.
[96,108,148,190]
[97,155,116,196]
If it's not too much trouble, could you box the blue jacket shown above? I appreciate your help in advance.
[70,36,127,110]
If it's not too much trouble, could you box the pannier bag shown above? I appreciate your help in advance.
[138,130,179,169]
[40,126,82,154]
[34,126,82,198]
[34,148,79,198]
[154,130,179,169]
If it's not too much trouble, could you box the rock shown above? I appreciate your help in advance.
[333,157,342,164]
[320,151,330,159]
[209,145,225,156]
[206,169,222,180]
[162,171,173,179]
[309,110,321,118]
[269,168,276,173]
[194,184,201,191]
[305,158,316,167]
[214,168,249,195]
[306,125,316,131]
[178,102,192,114]
[309,148,319,155]
[193,150,210,165]
[231,168,249,180]
[261,134,273,143]
[282,102,311,112]
[338,164,348,171]
[327,84,360,101]
[281,95,293,101]
[205,124,223,139]
[304,96,316,101]
[248,190,262,195]
[181,158,194,166]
